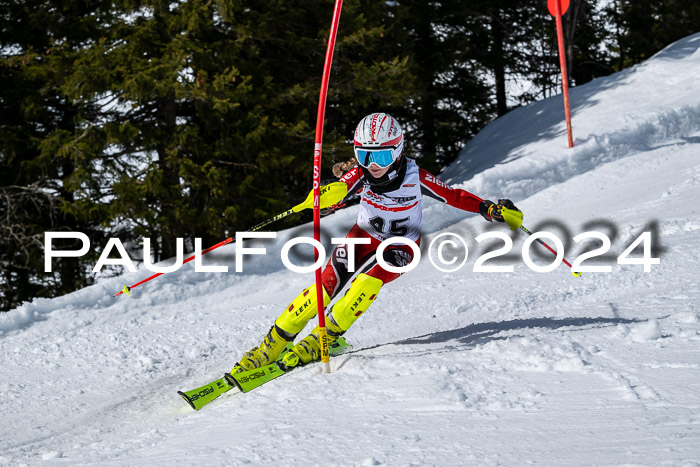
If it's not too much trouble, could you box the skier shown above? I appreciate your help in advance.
[232,112,519,372]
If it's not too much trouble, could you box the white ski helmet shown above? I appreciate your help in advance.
[353,112,404,169]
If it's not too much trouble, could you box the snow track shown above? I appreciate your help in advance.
[2,33,700,466]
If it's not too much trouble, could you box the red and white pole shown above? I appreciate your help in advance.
[313,0,343,373]
[548,0,574,148]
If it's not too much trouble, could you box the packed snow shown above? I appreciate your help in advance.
[2,33,700,466]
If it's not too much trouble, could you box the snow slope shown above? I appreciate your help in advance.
[2,34,700,466]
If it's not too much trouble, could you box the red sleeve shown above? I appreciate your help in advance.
[419,168,483,213]
[338,166,363,195]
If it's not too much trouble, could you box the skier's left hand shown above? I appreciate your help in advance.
[321,202,346,216]
[479,199,520,222]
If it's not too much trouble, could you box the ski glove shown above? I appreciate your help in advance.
[332,158,358,178]
[321,202,347,216]
[479,199,520,223]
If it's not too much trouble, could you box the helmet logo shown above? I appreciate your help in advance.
[370,114,378,141]
[369,113,390,142]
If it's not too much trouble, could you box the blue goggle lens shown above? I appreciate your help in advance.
[355,149,395,168]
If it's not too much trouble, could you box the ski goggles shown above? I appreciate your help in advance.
[354,147,398,168]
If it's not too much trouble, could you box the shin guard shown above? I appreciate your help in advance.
[329,273,383,332]
[275,284,330,337]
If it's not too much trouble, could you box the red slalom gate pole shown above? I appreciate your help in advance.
[548,0,574,148]
[313,0,343,374]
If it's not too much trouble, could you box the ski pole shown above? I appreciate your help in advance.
[519,225,581,277]
[114,182,348,297]
[501,207,581,277]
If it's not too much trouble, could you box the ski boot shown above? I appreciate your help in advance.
[280,273,383,369]
[231,284,330,374]
[279,321,342,369]
[231,325,293,374]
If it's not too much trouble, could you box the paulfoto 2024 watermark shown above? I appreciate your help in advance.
[44,225,661,275]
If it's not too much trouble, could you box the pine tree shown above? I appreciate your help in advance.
[67,0,418,260]
[564,0,614,86]
[378,0,494,171]
[0,0,114,311]
[611,0,700,69]
[7,0,642,311]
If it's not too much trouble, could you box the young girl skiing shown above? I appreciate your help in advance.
[232,112,519,372]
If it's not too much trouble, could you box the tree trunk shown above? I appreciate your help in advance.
[564,0,585,85]
[155,94,181,261]
[414,6,438,170]
[491,6,508,116]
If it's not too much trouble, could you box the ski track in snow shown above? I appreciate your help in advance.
[2,33,700,466]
